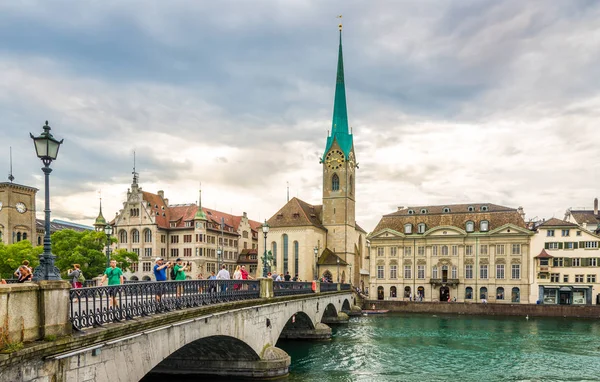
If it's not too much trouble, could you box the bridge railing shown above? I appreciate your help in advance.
[273,281,314,296]
[340,283,351,291]
[69,279,260,330]
[320,282,338,292]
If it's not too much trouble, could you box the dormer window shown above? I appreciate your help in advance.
[443,207,451,213]
[170,222,176,228]
[480,220,489,232]
[156,212,159,216]
[468,206,475,212]
[404,224,413,234]
[466,221,474,232]
[155,204,158,208]
[408,209,415,215]
[480,205,489,211]
[417,223,426,234]
[420,209,428,214]
[161,206,165,210]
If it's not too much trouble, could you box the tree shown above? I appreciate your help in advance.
[110,248,139,273]
[51,230,108,279]
[0,241,42,279]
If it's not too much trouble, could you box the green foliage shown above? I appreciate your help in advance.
[43,335,57,342]
[0,241,42,280]
[111,248,139,273]
[51,230,109,279]
[0,341,24,354]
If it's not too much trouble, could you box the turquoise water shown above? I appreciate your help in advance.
[277,313,600,382]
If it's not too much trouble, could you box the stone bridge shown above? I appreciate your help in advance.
[0,279,355,381]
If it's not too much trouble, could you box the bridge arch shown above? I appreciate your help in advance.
[321,303,338,322]
[342,298,351,312]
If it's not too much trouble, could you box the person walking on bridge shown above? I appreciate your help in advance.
[216,265,230,292]
[100,260,123,308]
[153,258,169,303]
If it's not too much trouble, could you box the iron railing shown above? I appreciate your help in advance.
[69,280,260,330]
[340,283,351,291]
[273,281,314,296]
[321,282,338,292]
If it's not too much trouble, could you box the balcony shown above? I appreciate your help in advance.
[429,278,460,286]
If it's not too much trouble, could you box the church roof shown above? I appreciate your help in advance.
[323,29,353,158]
[267,197,326,231]
[317,248,348,266]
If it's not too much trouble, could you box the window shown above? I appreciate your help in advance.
[390,247,397,257]
[294,241,299,276]
[480,221,489,232]
[408,209,415,215]
[119,230,128,244]
[142,262,151,272]
[540,258,549,266]
[418,223,426,233]
[590,258,597,267]
[160,248,166,257]
[443,207,451,213]
[551,273,560,282]
[170,235,179,244]
[349,175,353,195]
[161,235,166,243]
[576,231,582,236]
[451,245,458,256]
[132,248,140,256]
[575,274,584,283]
[143,229,152,243]
[451,266,457,279]
[144,248,152,257]
[432,246,438,256]
[183,235,192,243]
[480,265,488,279]
[572,258,581,267]
[441,246,449,256]
[404,247,412,256]
[184,248,192,257]
[548,242,559,249]
[553,258,564,267]
[465,265,473,279]
[377,247,384,257]
[432,266,438,279]
[511,244,521,255]
[584,241,599,249]
[495,244,505,255]
[390,265,397,279]
[131,230,140,243]
[418,246,425,256]
[465,287,473,299]
[282,234,289,274]
[272,242,277,266]
[511,287,520,303]
[377,265,384,279]
[561,229,570,237]
[420,209,428,214]
[480,205,488,211]
[511,264,520,279]
[496,287,504,300]
[332,174,340,191]
[466,221,474,232]
[171,248,179,257]
[496,264,505,279]
[565,242,574,250]
[465,245,473,256]
[587,274,596,283]
[243,231,249,239]
[131,263,138,272]
[418,265,425,279]
[468,206,475,212]
[547,230,555,237]
[480,287,488,300]
[404,265,412,279]
[404,224,413,234]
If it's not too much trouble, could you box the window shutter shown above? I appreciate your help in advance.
[558,242,563,249]
[545,243,549,250]
[579,241,585,248]
[573,242,578,249]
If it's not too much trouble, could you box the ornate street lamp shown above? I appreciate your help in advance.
[261,220,270,277]
[337,257,340,283]
[313,246,319,281]
[104,225,113,268]
[30,121,64,281]
[217,248,222,271]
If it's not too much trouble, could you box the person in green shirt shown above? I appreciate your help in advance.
[100,260,124,307]
[174,258,188,296]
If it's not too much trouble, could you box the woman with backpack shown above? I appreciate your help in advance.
[68,264,84,288]
[15,260,33,283]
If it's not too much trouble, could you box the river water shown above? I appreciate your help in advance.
[277,313,600,382]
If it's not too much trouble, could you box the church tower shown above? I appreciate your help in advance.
[321,23,357,261]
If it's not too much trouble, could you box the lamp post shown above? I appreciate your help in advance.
[30,121,63,281]
[261,220,270,278]
[313,246,319,281]
[337,257,340,283]
[104,225,113,268]
[217,248,222,271]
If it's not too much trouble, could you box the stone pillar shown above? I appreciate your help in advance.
[38,280,72,339]
[279,322,332,340]
[314,281,321,293]
[337,283,341,291]
[0,283,40,343]
[260,278,274,299]
[321,311,349,325]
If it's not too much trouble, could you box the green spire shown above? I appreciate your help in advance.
[323,27,353,158]
[194,187,207,221]
[94,198,107,227]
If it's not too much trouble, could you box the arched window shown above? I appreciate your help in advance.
[420,208,428,214]
[16,232,22,242]
[441,245,449,256]
[468,206,475,212]
[332,174,340,191]
[37,236,41,246]
[131,229,140,243]
[119,229,128,244]
[408,209,415,215]
[443,207,451,213]
[22,232,27,241]
[465,287,473,299]
[417,223,426,234]
[404,224,412,234]
[390,286,397,298]
[480,220,489,232]
[480,287,488,300]
[271,242,277,267]
[496,287,505,300]
[377,286,384,300]
[349,175,353,195]
[466,221,474,232]
[294,241,299,277]
[511,287,520,303]
[404,286,411,298]
[480,205,489,211]
[282,234,289,274]
[143,229,152,243]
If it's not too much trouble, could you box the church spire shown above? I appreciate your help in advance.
[323,22,353,158]
[194,184,207,221]
[94,195,107,231]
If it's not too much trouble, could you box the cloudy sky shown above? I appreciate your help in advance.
[1,1,600,232]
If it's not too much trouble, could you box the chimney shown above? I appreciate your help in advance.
[517,206,525,221]
[158,190,164,199]
[164,198,169,206]
[594,198,598,215]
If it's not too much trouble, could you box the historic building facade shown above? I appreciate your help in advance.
[258,26,368,287]
[0,182,38,245]
[103,174,260,280]
[530,218,600,305]
[368,204,533,303]
[564,197,600,233]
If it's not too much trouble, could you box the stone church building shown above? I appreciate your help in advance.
[258,27,368,287]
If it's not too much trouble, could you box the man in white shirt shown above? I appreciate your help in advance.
[216,265,230,292]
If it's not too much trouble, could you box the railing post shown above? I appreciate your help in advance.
[315,281,321,294]
[260,278,274,299]
[38,280,72,339]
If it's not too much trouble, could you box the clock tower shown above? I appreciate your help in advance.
[321,24,356,261]
[0,182,38,244]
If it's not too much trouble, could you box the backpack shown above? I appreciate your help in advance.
[77,271,85,283]
[170,266,177,280]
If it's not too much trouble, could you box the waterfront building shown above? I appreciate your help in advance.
[368,204,533,303]
[530,218,600,305]
[104,173,260,280]
[258,25,369,287]
[564,197,600,233]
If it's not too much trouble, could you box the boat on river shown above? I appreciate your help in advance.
[361,309,390,315]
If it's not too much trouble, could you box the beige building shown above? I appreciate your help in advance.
[368,204,533,303]
[531,218,600,305]
[104,174,260,280]
[0,182,38,244]
[564,197,600,233]
[258,27,369,287]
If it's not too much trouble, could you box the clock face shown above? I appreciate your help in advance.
[16,202,26,214]
[325,150,345,170]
